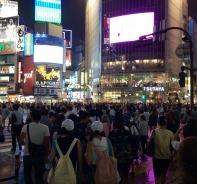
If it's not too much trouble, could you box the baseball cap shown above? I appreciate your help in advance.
[61,119,74,131]
[91,121,103,133]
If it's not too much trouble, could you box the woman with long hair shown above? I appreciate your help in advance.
[101,115,111,137]
[149,109,158,131]
[165,111,176,134]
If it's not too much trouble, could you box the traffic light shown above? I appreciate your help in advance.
[141,94,146,100]
[179,71,186,87]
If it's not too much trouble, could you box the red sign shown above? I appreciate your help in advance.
[23,57,34,94]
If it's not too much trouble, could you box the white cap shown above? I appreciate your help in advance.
[91,121,103,133]
[61,119,74,131]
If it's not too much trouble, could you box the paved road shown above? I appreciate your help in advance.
[0,116,181,184]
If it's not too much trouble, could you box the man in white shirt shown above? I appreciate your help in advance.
[19,109,50,184]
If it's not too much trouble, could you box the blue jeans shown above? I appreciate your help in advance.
[23,155,44,184]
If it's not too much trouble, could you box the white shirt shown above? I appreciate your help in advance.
[91,137,109,165]
[21,122,50,156]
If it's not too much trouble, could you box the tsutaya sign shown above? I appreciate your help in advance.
[143,87,165,92]
[24,71,33,83]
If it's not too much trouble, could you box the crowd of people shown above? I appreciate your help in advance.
[0,102,197,184]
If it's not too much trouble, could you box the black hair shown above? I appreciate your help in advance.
[31,109,41,121]
[13,104,19,110]
[89,130,102,141]
[158,116,166,126]
[42,109,49,116]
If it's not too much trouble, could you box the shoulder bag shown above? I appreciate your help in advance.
[145,130,156,157]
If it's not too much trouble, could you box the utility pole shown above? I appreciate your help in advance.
[139,27,195,111]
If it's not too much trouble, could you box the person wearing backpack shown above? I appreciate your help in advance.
[85,121,117,184]
[8,103,23,152]
[49,119,83,184]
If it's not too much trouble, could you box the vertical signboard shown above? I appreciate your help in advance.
[35,0,61,24]
[62,29,72,48]
[23,57,34,93]
[66,49,72,68]
[24,33,33,56]
[18,62,22,83]
[16,25,25,52]
[103,17,110,44]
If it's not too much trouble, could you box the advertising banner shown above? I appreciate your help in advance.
[34,88,59,95]
[0,16,18,41]
[35,65,60,88]
[16,25,25,52]
[103,17,110,44]
[0,41,16,54]
[62,29,72,48]
[66,49,71,68]
[0,0,18,18]
[35,0,61,24]
[24,33,33,56]
[7,84,15,92]
[0,65,14,73]
[34,34,64,64]
[23,57,34,93]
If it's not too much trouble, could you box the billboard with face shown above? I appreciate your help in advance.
[35,65,60,87]
[0,16,18,41]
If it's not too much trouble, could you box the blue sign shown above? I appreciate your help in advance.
[24,33,34,56]
[35,0,61,24]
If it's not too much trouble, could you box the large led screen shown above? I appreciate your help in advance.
[35,0,61,24]
[110,12,154,43]
[34,45,63,64]
[35,65,60,87]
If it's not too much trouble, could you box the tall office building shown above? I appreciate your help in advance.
[85,0,193,103]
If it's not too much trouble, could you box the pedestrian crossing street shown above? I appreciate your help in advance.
[0,118,180,184]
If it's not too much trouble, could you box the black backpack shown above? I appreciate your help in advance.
[11,113,17,124]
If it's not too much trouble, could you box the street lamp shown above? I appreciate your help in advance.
[139,27,195,111]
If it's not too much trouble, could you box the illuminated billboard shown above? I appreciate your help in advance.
[0,41,16,54]
[34,34,64,64]
[24,33,34,56]
[110,12,154,43]
[62,29,72,48]
[0,0,18,18]
[0,16,18,41]
[66,50,71,68]
[35,65,60,87]
[34,45,63,64]
[35,0,61,24]
[23,57,34,93]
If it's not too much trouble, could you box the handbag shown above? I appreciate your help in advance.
[145,130,156,157]
[107,138,121,184]
[27,124,46,157]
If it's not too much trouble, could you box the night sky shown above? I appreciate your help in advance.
[18,0,86,48]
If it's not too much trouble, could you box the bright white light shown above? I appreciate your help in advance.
[34,45,63,64]
[110,12,154,43]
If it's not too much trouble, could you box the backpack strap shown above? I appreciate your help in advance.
[65,138,78,157]
[91,142,102,156]
[55,140,63,157]
[106,138,112,157]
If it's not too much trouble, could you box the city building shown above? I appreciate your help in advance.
[84,0,195,103]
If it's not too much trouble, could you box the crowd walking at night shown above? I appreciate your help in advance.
[0,102,197,184]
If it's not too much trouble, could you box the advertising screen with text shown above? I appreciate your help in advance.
[110,12,154,43]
